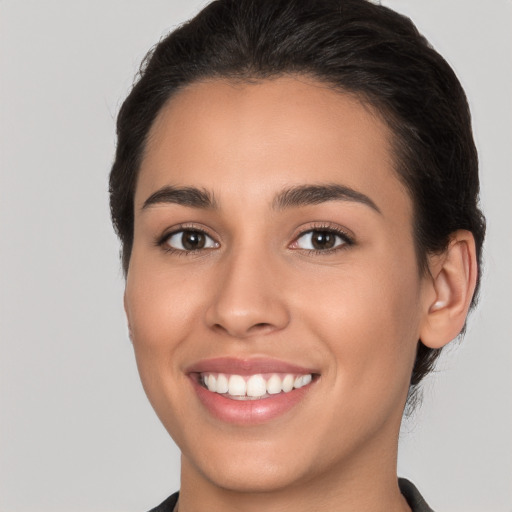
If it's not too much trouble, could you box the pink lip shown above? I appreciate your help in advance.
[186,357,318,376]
[186,357,319,425]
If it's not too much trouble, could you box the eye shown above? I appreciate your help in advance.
[164,230,218,252]
[293,229,350,251]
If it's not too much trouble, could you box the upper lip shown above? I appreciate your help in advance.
[186,357,318,376]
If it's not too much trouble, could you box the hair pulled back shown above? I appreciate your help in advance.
[110,0,485,402]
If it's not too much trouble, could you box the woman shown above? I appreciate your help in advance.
[109,1,485,510]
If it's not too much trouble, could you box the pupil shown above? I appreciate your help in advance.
[182,231,205,250]
[312,231,335,250]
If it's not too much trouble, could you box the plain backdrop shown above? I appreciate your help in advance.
[0,1,511,511]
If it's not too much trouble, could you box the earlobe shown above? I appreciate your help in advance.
[420,230,478,349]
[429,299,447,312]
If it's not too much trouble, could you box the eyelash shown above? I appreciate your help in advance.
[291,223,354,255]
[156,223,218,257]
[156,223,355,256]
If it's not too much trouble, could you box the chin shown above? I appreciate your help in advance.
[194,455,312,494]
[177,423,335,497]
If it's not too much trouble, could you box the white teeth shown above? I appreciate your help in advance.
[282,374,294,393]
[202,372,313,399]
[207,374,217,392]
[228,375,247,396]
[302,374,312,386]
[294,374,312,389]
[216,373,229,394]
[266,374,282,395]
[247,375,267,397]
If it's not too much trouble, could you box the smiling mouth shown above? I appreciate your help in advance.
[199,372,314,400]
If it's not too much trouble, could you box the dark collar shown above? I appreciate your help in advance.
[399,478,435,512]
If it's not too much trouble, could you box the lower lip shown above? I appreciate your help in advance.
[190,376,315,425]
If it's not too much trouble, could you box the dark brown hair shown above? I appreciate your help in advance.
[109,0,485,403]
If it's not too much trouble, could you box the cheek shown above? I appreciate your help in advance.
[126,256,201,347]
[299,252,422,398]
[124,262,206,442]
[123,255,204,399]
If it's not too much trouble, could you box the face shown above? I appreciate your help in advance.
[125,76,431,494]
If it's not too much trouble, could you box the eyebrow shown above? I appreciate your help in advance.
[141,183,380,214]
[142,185,217,210]
[272,184,381,213]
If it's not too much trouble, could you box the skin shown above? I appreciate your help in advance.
[124,76,475,512]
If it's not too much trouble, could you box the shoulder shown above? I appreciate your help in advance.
[399,478,435,512]
[146,491,179,512]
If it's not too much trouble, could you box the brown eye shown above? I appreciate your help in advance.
[310,231,336,250]
[166,230,218,251]
[295,229,347,251]
[182,231,205,250]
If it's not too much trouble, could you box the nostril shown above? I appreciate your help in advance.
[212,321,276,338]
[205,291,291,337]
[247,322,275,335]
[212,323,228,334]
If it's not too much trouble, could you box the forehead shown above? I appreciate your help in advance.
[137,76,411,221]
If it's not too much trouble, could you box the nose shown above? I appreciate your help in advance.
[205,247,290,339]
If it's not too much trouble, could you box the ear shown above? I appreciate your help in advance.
[420,230,478,349]
[124,291,133,342]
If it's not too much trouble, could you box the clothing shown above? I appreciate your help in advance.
[147,492,178,512]
[399,478,435,512]
[147,478,434,512]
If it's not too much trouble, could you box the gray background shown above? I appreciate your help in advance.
[0,1,510,511]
